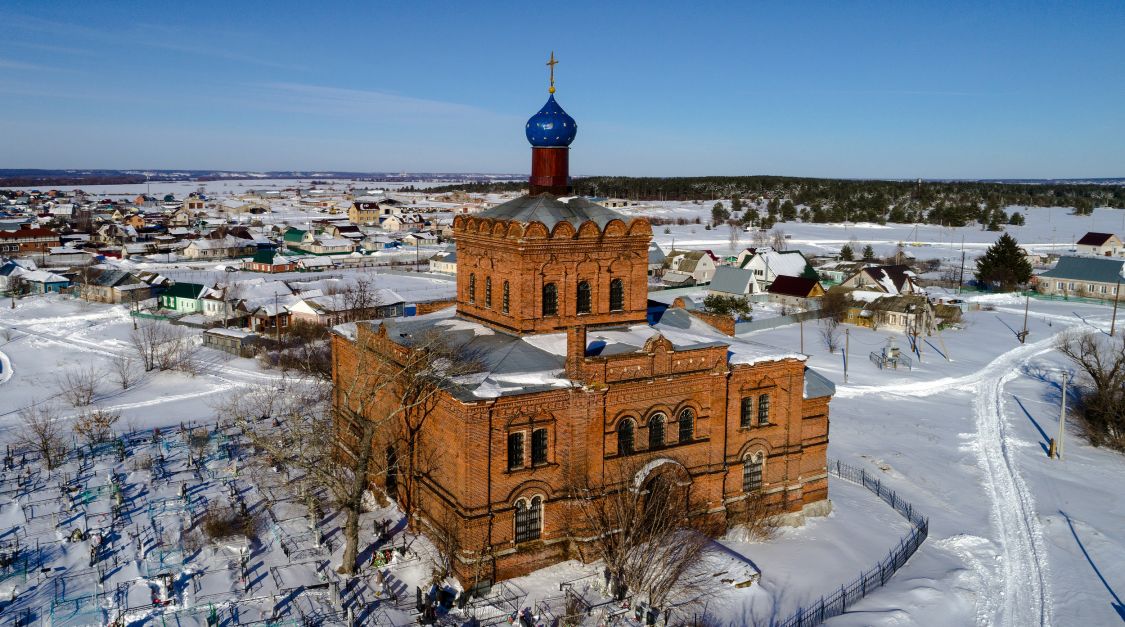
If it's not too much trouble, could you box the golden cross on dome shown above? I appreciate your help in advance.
[547,51,558,94]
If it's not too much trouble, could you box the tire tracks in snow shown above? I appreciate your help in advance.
[838,332,1062,626]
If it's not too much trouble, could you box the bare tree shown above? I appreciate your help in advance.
[112,356,138,390]
[74,409,121,447]
[1056,331,1125,450]
[820,319,842,354]
[573,459,714,611]
[131,322,198,373]
[727,222,742,255]
[14,402,68,471]
[55,366,100,407]
[770,228,788,251]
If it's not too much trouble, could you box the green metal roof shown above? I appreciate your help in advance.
[1039,256,1125,284]
[163,282,206,299]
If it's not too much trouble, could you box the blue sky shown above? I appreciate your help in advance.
[1,1,1122,178]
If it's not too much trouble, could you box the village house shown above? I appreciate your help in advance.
[839,264,921,294]
[20,269,70,294]
[331,87,834,585]
[737,248,816,289]
[1075,232,1123,257]
[428,251,457,274]
[767,275,825,308]
[287,288,405,327]
[708,266,758,297]
[348,197,405,225]
[244,249,299,274]
[78,268,155,304]
[160,282,207,314]
[854,293,936,334]
[182,235,257,260]
[0,225,61,254]
[1035,255,1124,300]
[661,249,718,285]
[202,327,259,358]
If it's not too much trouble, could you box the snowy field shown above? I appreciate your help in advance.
[2,290,1123,625]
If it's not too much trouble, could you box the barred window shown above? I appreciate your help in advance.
[678,408,694,443]
[485,276,492,308]
[576,280,591,314]
[531,428,548,466]
[502,281,510,314]
[468,273,476,304]
[648,413,665,449]
[740,397,753,429]
[743,453,763,493]
[609,278,624,311]
[507,432,523,471]
[758,394,770,425]
[515,496,542,543]
[617,418,635,455]
[543,283,558,316]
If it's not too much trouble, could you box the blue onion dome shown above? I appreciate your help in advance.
[525,94,577,147]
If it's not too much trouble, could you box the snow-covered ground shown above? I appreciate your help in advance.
[2,289,1123,625]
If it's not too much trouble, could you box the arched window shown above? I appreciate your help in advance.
[757,393,770,425]
[515,496,542,543]
[468,273,476,304]
[576,280,591,314]
[648,413,665,449]
[507,432,523,471]
[678,408,694,443]
[485,276,492,308]
[743,452,764,493]
[542,283,558,316]
[617,418,635,455]
[740,397,753,429]
[531,428,548,466]
[502,281,510,314]
[609,278,624,311]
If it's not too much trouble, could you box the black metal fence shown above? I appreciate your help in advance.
[774,460,929,627]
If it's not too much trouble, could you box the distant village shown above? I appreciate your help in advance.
[1,183,1123,356]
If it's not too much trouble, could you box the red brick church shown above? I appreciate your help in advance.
[331,65,834,585]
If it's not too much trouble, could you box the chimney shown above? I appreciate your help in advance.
[565,325,587,381]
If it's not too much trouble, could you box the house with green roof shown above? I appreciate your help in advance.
[1035,255,1124,301]
[159,282,207,313]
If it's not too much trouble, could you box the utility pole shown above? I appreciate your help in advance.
[844,328,850,383]
[799,317,804,354]
[274,292,281,346]
[1111,280,1120,337]
[1055,372,1068,460]
[1018,294,1030,343]
[958,235,966,295]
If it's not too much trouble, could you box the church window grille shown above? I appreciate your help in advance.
[531,428,548,465]
[648,413,665,449]
[468,274,476,304]
[507,432,524,471]
[758,394,770,425]
[617,419,635,455]
[543,283,558,316]
[743,453,763,493]
[515,496,542,543]
[740,397,753,428]
[485,277,492,308]
[678,408,694,442]
[502,281,510,314]
[609,278,624,311]
[576,281,591,314]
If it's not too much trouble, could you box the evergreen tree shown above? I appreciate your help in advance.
[840,243,855,261]
[975,233,1033,291]
[711,202,730,224]
[1008,212,1025,226]
[862,245,876,261]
